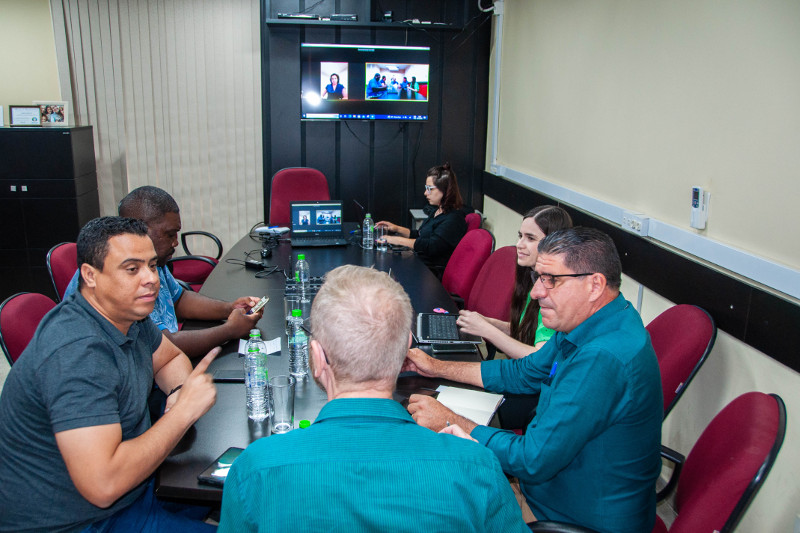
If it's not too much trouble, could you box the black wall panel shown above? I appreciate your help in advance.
[261,1,492,227]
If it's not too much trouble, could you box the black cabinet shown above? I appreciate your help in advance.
[0,126,100,301]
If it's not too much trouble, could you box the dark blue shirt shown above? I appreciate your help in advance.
[0,292,162,532]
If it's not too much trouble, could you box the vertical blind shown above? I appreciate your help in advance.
[50,0,263,256]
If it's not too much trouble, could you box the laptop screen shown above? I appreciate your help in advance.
[290,201,343,235]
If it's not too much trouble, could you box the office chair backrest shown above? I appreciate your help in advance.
[0,292,57,366]
[46,242,78,302]
[465,212,482,232]
[669,392,785,533]
[466,246,517,322]
[646,304,716,417]
[269,167,330,226]
[442,229,495,303]
[167,230,223,292]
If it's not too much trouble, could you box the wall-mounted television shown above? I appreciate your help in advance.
[301,43,430,121]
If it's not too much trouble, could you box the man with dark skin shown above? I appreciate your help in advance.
[64,186,262,358]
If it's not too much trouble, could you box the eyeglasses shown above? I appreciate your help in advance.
[530,271,595,289]
[424,185,437,192]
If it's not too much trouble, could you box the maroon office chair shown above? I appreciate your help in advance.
[442,229,495,306]
[268,167,330,226]
[654,391,786,533]
[167,231,223,292]
[465,246,517,360]
[0,292,57,366]
[465,212,482,232]
[646,305,716,418]
[46,242,78,302]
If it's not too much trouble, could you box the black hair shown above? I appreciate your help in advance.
[427,162,463,213]
[117,185,179,223]
[538,227,622,290]
[510,206,573,344]
[76,216,150,289]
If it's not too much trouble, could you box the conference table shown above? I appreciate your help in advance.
[155,232,481,503]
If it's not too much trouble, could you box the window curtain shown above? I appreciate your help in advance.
[50,0,263,256]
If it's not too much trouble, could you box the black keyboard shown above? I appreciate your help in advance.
[290,236,348,247]
[285,277,323,297]
[428,315,460,340]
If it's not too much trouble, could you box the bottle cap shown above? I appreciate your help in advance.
[292,309,302,317]
[298,254,306,260]
[299,420,311,429]
[365,213,371,218]
[249,329,260,337]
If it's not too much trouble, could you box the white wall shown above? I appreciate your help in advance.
[0,0,61,123]
[494,0,800,272]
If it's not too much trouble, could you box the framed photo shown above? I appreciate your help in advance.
[9,106,42,126]
[33,101,68,125]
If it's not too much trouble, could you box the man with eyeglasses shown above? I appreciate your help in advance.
[404,227,662,533]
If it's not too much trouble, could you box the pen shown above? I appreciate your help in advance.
[548,361,558,378]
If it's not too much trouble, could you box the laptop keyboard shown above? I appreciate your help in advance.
[428,314,460,340]
[291,236,347,247]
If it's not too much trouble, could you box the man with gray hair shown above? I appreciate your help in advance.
[405,227,663,533]
[218,265,528,533]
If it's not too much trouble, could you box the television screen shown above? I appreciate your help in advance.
[301,43,430,121]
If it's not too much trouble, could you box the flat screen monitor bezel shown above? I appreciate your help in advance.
[301,43,430,122]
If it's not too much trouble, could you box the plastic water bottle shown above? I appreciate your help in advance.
[288,309,309,378]
[244,329,270,420]
[362,213,374,249]
[295,254,310,300]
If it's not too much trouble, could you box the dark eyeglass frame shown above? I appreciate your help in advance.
[530,271,595,289]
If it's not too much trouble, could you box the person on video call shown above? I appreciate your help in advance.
[321,73,347,100]
[376,162,467,275]
[367,73,386,98]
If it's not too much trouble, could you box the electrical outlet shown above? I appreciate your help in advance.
[621,210,650,236]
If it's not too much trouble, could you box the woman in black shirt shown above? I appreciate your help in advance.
[377,163,467,275]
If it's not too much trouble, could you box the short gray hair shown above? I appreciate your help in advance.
[310,265,412,387]
[538,227,622,290]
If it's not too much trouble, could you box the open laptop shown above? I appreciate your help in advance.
[415,313,482,345]
[290,201,349,247]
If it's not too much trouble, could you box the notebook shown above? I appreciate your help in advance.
[415,313,482,345]
[290,201,349,247]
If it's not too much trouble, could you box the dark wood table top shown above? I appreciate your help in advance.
[155,234,479,503]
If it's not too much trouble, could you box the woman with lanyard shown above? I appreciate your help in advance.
[455,205,573,358]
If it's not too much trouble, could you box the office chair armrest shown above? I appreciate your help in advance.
[167,255,219,269]
[528,521,599,533]
[657,444,686,502]
[181,231,223,260]
[174,278,194,293]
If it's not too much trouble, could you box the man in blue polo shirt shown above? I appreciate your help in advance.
[64,186,262,358]
[219,265,528,533]
[404,227,663,533]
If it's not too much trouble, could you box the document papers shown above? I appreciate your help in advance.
[436,386,504,426]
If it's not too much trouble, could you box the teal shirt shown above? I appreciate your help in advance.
[219,398,528,533]
[473,294,663,533]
